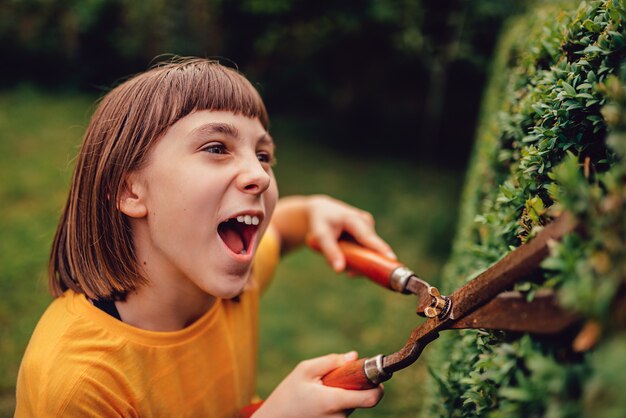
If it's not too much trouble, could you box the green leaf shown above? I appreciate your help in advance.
[583,45,607,54]
[566,102,583,110]
[587,71,597,83]
[499,387,532,402]
[562,81,577,96]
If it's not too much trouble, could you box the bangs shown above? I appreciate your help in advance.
[159,59,269,129]
[123,58,270,146]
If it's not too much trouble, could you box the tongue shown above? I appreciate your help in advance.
[218,224,245,254]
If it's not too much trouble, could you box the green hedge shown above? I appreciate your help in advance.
[424,1,626,417]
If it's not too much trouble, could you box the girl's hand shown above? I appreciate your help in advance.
[252,352,384,418]
[271,195,396,272]
[305,195,396,272]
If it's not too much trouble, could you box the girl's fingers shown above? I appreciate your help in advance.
[333,386,384,411]
[344,217,397,260]
[298,352,358,378]
[324,238,346,272]
[308,197,396,269]
[311,223,346,272]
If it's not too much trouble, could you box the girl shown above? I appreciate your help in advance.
[15,58,391,417]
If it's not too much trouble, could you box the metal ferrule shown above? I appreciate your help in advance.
[389,266,414,293]
[363,354,393,385]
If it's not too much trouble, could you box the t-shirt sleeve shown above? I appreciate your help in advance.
[253,224,281,294]
[16,367,136,418]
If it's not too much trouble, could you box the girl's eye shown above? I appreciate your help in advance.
[202,143,226,154]
[257,151,275,165]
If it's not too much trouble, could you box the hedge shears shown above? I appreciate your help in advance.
[240,212,579,416]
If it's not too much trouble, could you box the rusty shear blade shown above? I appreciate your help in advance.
[449,290,578,333]
[380,212,578,375]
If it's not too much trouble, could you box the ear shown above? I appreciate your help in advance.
[117,173,148,219]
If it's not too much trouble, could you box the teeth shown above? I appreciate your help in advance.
[234,215,260,225]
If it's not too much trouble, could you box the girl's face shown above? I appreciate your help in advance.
[121,110,278,299]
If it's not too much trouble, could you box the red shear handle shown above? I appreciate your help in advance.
[238,359,376,417]
[306,236,404,289]
[239,402,262,418]
[321,357,377,390]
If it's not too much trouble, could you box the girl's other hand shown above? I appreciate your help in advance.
[305,195,396,272]
[252,351,384,418]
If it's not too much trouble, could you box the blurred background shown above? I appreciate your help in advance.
[0,0,524,416]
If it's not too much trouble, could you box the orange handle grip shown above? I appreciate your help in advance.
[238,401,262,418]
[307,236,404,289]
[321,357,378,389]
[238,358,377,417]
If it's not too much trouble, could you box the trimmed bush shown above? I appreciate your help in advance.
[424,1,626,417]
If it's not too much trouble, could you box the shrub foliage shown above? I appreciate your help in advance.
[425,1,626,416]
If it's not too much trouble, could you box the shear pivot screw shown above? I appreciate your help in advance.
[424,306,438,318]
[424,287,451,319]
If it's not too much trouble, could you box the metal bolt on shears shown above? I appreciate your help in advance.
[423,287,451,319]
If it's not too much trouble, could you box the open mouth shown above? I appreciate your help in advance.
[217,215,260,255]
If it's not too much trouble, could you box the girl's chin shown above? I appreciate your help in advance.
[214,287,246,301]
[207,273,251,299]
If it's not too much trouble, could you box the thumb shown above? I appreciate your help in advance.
[298,351,358,379]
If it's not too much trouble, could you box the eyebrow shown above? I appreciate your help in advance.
[258,133,275,148]
[189,122,274,147]
[190,122,240,139]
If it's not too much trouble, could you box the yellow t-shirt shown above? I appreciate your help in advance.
[15,228,280,418]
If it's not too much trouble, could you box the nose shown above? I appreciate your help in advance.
[236,157,271,195]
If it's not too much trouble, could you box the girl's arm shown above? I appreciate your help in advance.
[270,195,396,272]
[257,195,391,417]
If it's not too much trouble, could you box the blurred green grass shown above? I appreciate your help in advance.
[0,87,463,417]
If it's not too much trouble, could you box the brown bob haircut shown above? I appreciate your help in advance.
[49,57,269,300]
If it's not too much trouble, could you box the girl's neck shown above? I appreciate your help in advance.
[115,284,217,332]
